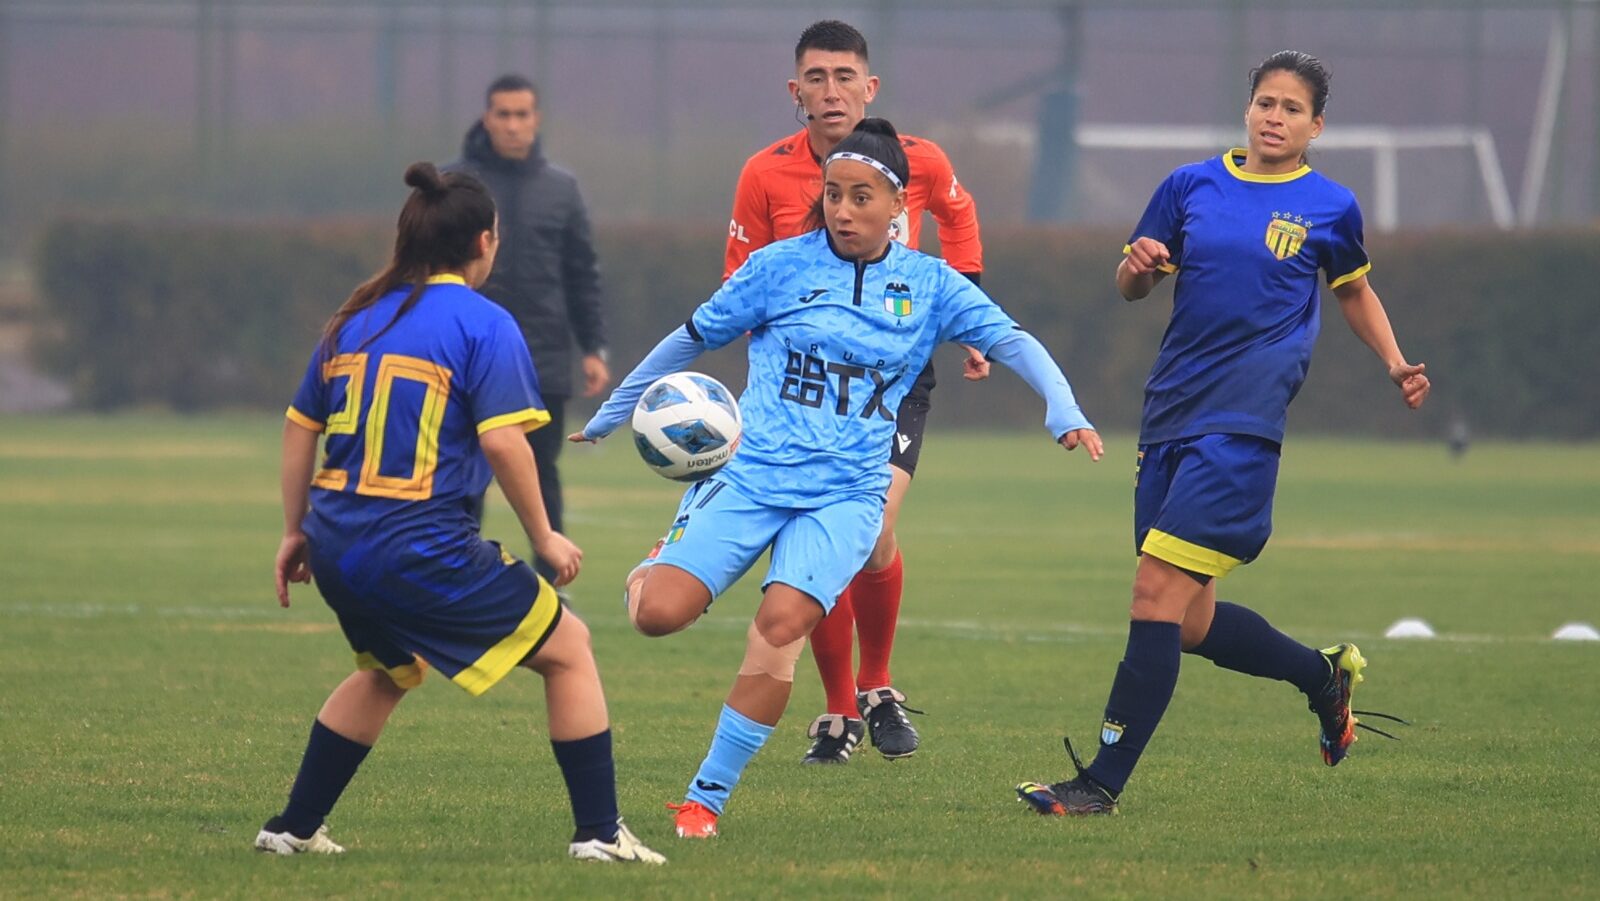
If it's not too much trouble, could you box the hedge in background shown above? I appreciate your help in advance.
[927,225,1600,441]
[34,220,384,410]
[33,218,1600,438]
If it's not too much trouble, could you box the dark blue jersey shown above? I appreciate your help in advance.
[1128,149,1370,444]
[286,275,548,605]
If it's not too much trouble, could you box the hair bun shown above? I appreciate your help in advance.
[855,117,900,141]
[404,161,446,195]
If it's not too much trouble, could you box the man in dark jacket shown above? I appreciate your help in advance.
[448,74,611,584]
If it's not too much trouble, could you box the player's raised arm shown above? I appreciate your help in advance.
[1322,197,1430,410]
[574,254,775,442]
[1117,237,1172,301]
[1117,170,1186,301]
[934,267,1101,460]
[571,325,707,442]
[1332,275,1430,410]
[482,424,582,586]
[986,330,1103,461]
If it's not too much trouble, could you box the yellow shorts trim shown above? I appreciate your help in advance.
[477,407,552,435]
[1141,529,1243,579]
[285,406,325,433]
[355,651,428,689]
[450,577,563,697]
[1328,262,1372,290]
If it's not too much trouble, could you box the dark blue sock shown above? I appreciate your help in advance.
[279,719,371,839]
[1083,620,1181,796]
[1188,601,1329,696]
[551,730,620,843]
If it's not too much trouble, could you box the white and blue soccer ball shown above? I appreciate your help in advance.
[630,371,742,482]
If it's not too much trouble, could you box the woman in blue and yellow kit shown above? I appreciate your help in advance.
[1018,51,1430,816]
[257,162,663,864]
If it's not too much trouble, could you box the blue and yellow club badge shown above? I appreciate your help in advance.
[665,515,689,545]
[1265,215,1308,260]
[884,281,913,317]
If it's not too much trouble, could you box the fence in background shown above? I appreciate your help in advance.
[1,0,1597,255]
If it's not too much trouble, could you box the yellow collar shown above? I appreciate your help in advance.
[1224,148,1311,184]
[425,273,467,286]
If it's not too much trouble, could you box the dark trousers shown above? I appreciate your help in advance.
[472,395,567,585]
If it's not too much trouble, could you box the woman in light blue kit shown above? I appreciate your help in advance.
[571,118,1104,839]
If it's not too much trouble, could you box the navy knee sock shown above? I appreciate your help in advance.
[551,730,620,843]
[1188,601,1329,696]
[1083,620,1182,796]
[279,720,372,839]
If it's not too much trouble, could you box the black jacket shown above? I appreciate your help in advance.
[446,123,605,397]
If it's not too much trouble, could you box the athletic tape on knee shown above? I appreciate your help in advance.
[737,621,805,682]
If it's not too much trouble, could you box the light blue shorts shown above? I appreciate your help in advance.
[650,477,882,612]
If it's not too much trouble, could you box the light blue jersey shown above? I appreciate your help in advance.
[587,230,1091,508]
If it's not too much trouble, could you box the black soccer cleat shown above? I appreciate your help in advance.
[801,714,865,764]
[857,687,924,760]
[1015,736,1118,816]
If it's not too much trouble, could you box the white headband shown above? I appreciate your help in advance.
[824,151,905,190]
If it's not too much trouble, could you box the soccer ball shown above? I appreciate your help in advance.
[631,372,742,482]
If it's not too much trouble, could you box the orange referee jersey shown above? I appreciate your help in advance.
[724,127,983,280]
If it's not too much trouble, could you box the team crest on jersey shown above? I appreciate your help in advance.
[1265,213,1310,260]
[1101,720,1125,746]
[664,515,689,546]
[884,282,913,317]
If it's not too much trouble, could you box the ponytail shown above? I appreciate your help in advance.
[318,162,496,361]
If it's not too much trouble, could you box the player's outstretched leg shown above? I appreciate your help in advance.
[629,562,714,638]
[524,609,666,864]
[620,537,664,619]
[675,586,821,837]
[853,550,921,759]
[803,587,863,764]
[1309,642,1366,767]
[1184,601,1404,765]
[857,685,922,761]
[852,466,919,759]
[1015,556,1195,815]
[1016,616,1181,816]
[802,713,865,765]
[1015,736,1118,816]
[255,669,408,854]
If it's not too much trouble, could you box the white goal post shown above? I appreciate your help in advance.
[1074,124,1515,232]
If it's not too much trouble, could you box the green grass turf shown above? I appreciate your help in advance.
[1,414,1597,899]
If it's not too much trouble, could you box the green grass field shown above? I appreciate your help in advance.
[2,415,1597,899]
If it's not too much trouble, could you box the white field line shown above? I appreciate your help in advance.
[1,602,1576,645]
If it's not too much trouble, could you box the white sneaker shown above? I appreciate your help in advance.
[254,823,346,855]
[568,820,667,865]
